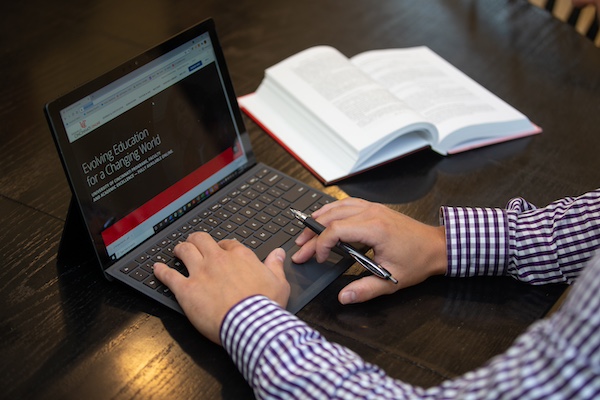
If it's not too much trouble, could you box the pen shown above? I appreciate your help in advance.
[290,208,398,284]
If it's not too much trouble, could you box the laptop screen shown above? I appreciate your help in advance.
[46,19,254,268]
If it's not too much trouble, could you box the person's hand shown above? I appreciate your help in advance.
[292,198,447,305]
[153,232,290,344]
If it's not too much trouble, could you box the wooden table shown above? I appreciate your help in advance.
[2,0,599,398]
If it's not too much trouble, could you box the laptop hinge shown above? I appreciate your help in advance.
[57,197,97,269]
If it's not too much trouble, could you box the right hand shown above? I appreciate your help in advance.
[291,198,447,304]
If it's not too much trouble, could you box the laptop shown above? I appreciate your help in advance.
[44,18,352,314]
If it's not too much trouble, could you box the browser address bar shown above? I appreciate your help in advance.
[91,53,190,108]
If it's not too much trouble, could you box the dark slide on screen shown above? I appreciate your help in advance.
[70,62,240,253]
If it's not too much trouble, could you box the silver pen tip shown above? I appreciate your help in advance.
[289,208,305,220]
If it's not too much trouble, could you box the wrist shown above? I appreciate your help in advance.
[430,225,449,276]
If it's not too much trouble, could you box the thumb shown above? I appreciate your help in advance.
[264,247,286,280]
[338,275,398,305]
[263,248,291,307]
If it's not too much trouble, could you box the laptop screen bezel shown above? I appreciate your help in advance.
[44,18,256,272]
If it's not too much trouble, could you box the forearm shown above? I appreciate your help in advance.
[441,189,600,284]
[220,296,428,399]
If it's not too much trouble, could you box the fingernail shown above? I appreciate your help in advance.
[340,291,357,305]
[275,248,286,262]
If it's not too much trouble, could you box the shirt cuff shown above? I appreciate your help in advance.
[440,206,510,278]
[220,295,307,387]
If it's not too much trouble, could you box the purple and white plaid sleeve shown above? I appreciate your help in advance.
[441,189,600,284]
[222,254,600,399]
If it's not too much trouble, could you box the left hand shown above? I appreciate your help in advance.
[153,232,290,344]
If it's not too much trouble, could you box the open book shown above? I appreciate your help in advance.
[239,46,540,184]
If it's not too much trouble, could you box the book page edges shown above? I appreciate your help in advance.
[239,93,348,184]
[434,123,542,155]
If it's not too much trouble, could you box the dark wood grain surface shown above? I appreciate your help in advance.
[2,1,599,398]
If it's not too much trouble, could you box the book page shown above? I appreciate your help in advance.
[263,46,431,156]
[351,47,537,153]
[239,92,428,184]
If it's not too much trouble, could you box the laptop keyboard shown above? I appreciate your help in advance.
[118,166,331,300]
